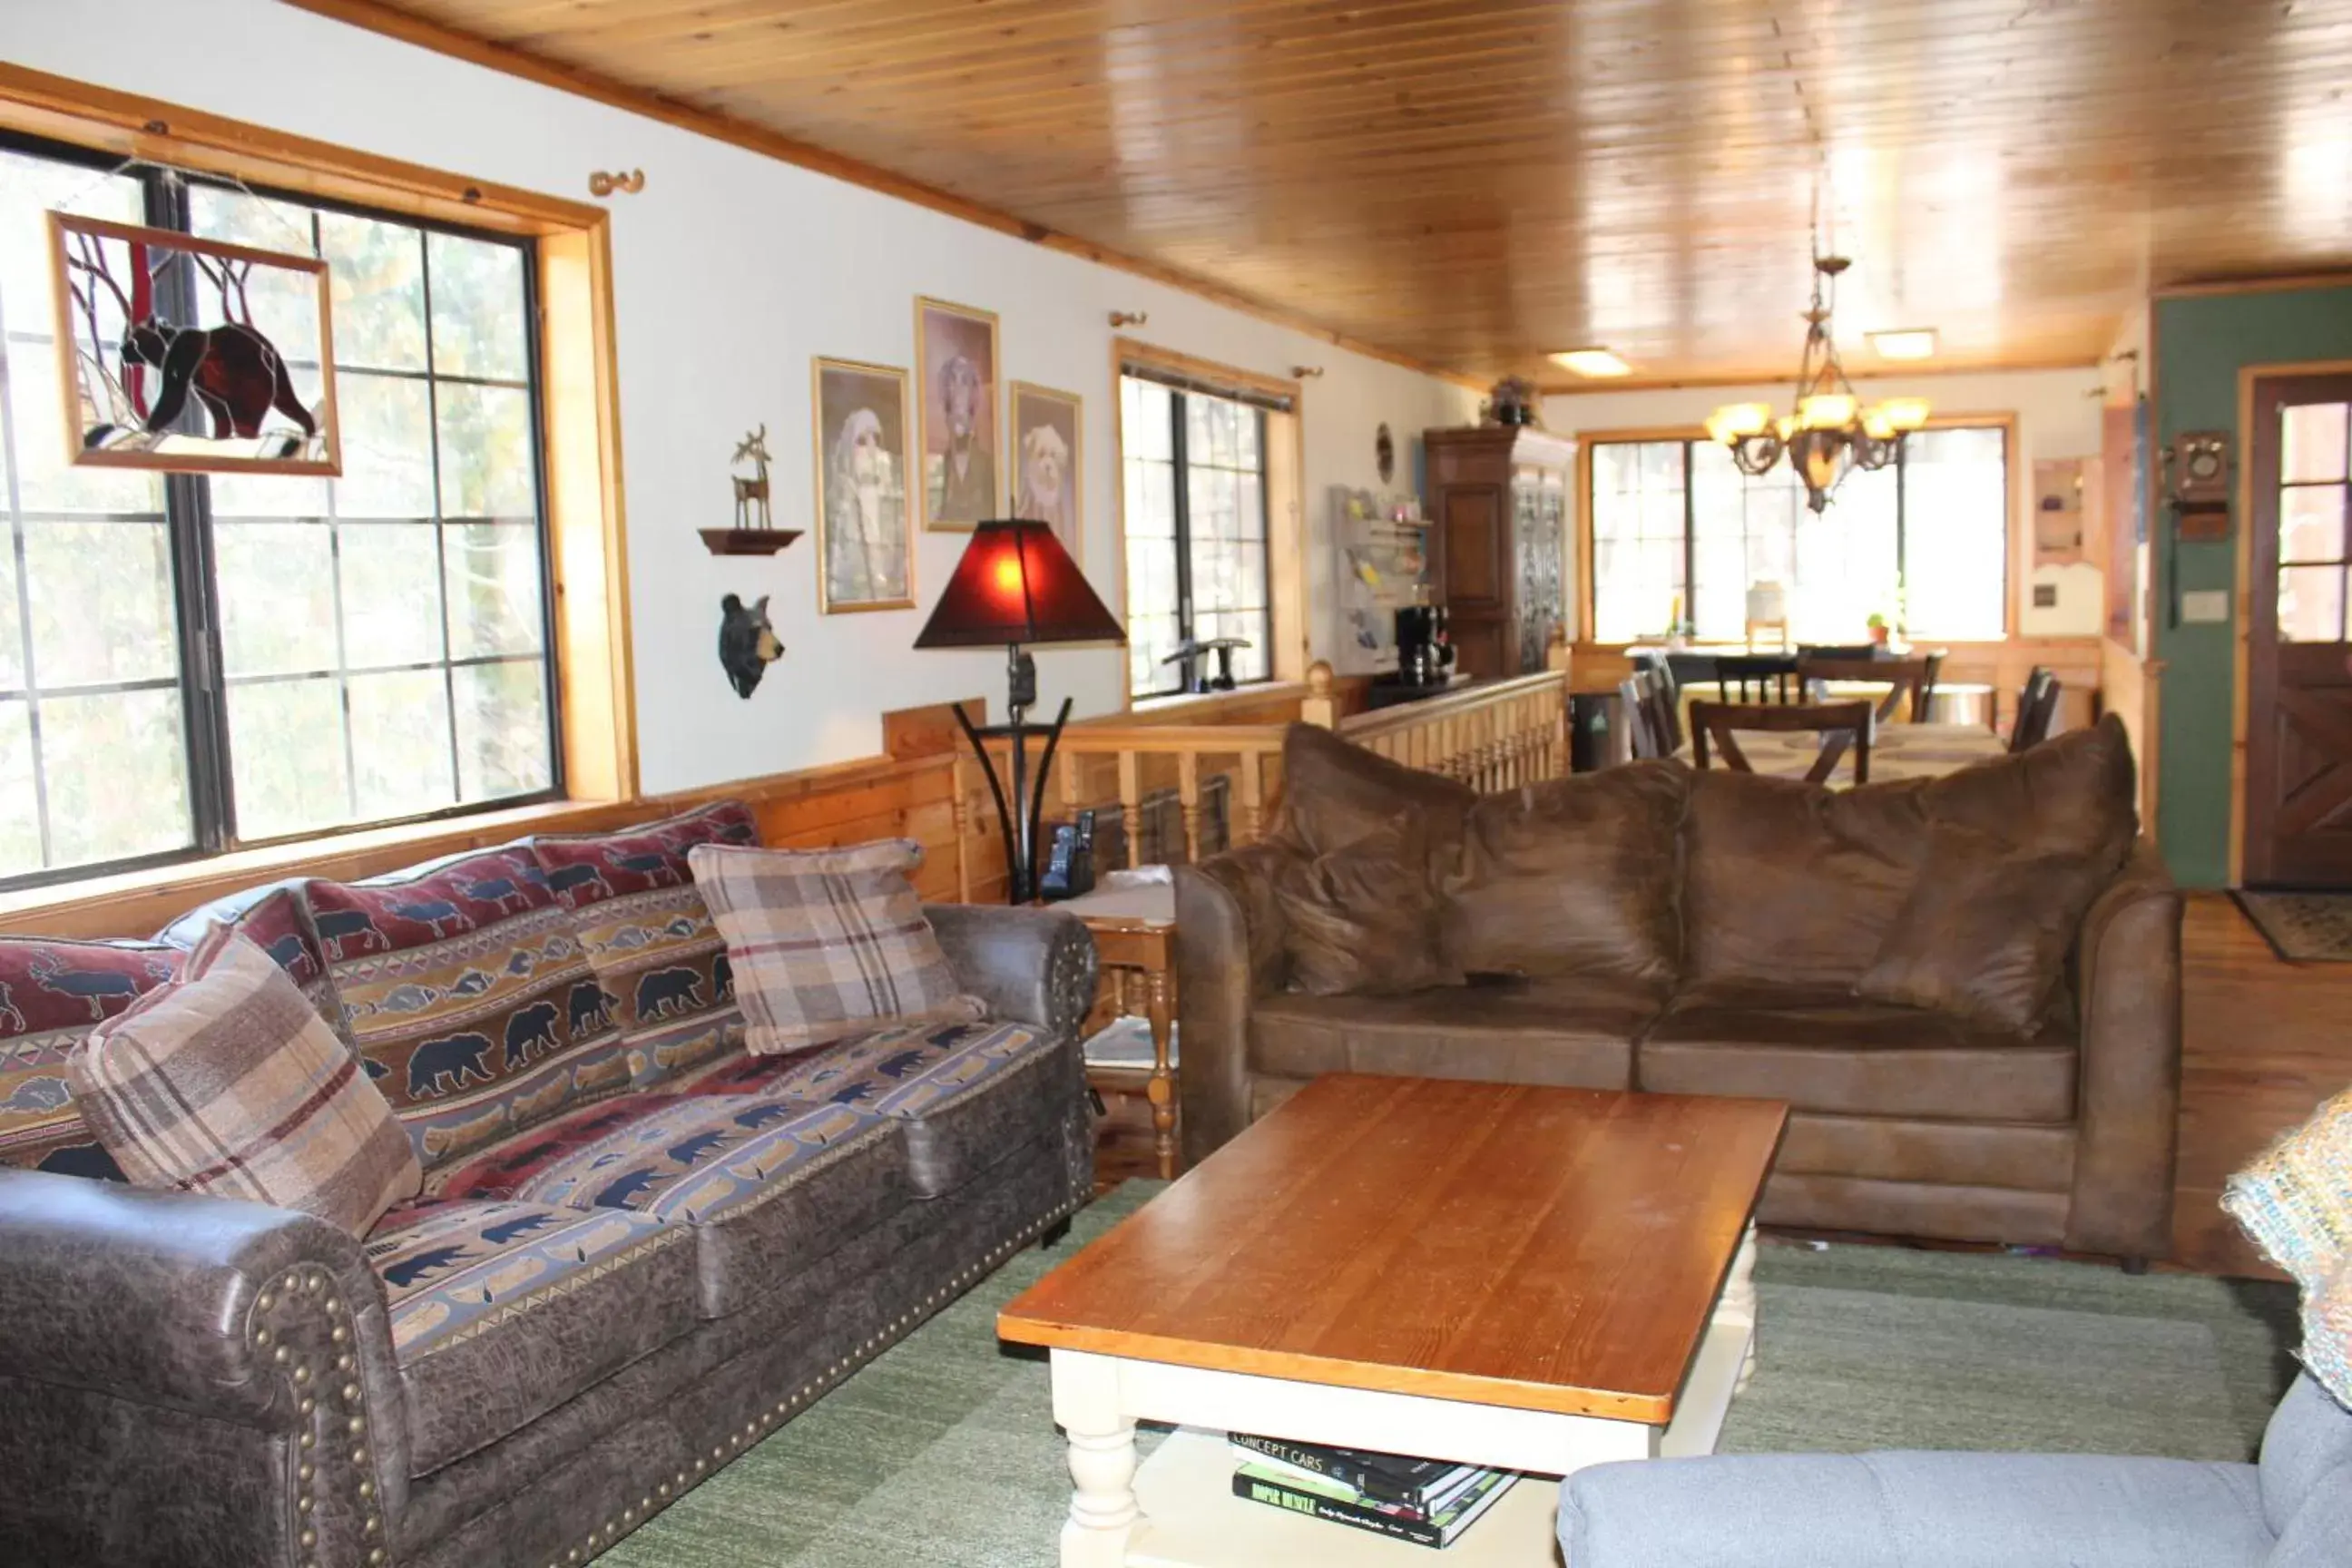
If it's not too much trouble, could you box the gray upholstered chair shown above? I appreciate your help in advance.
[1559,1372,2352,1567]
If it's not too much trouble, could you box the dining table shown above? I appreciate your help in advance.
[1720,720,2010,786]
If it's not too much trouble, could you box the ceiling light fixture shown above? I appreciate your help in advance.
[1706,256,1929,514]
[1868,328,1939,361]
[1550,348,1632,378]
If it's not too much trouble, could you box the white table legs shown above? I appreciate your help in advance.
[1720,1222,1759,1394]
[1054,1348,1141,1566]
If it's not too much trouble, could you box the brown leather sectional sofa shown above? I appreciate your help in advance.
[1174,719,2181,1263]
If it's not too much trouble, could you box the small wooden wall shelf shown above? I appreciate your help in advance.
[698,528,802,556]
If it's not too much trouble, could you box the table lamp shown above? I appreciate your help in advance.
[914,519,1124,903]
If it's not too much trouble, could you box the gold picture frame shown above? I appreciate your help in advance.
[1007,380,1083,565]
[811,356,917,614]
[915,295,1001,531]
[46,211,341,476]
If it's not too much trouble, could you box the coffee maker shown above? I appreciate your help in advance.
[1394,603,1455,687]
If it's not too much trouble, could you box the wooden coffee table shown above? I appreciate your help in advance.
[998,1074,1787,1565]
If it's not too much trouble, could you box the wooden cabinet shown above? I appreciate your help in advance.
[1424,426,1575,679]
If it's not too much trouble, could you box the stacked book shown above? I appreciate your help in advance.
[1227,1432,1515,1549]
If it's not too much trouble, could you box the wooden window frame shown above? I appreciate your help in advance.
[1112,338,1308,710]
[1571,411,2025,648]
[0,63,635,930]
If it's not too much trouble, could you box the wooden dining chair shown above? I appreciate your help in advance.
[1917,650,1946,720]
[1712,653,1802,704]
[2009,669,2062,752]
[1798,654,1936,724]
[1643,660,1684,754]
[1690,700,1874,786]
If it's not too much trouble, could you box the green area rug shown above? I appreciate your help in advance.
[600,1183,2298,1568]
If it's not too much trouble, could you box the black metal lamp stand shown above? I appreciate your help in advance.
[949,643,1073,906]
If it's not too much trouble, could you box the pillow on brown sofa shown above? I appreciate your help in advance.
[1276,722,1475,873]
[1854,827,2117,1034]
[1441,760,1688,988]
[1272,818,1463,997]
[1857,718,2140,1033]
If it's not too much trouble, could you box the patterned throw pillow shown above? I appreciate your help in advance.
[2223,1087,2352,1292]
[66,928,421,1238]
[0,936,184,1179]
[687,839,983,1056]
[308,846,617,1173]
[530,801,757,1086]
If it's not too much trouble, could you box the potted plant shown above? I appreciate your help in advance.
[1867,612,1891,647]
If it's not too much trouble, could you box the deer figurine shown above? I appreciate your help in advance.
[731,426,773,531]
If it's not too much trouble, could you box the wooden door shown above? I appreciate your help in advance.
[2246,375,2352,887]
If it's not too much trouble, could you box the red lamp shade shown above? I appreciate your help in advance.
[913,519,1124,649]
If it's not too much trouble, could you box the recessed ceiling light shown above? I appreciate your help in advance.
[1867,328,1939,361]
[1549,348,1632,377]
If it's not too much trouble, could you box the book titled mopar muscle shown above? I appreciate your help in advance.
[1230,1460,1514,1548]
[1227,1432,1461,1505]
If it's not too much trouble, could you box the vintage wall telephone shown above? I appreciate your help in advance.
[2159,428,2233,629]
[2162,429,2232,540]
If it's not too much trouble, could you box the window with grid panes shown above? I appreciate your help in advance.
[1587,426,2008,644]
[1120,374,1273,698]
[0,133,557,889]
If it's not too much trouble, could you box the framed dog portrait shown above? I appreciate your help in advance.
[47,211,340,476]
[1008,381,1083,564]
[811,357,916,614]
[915,296,1000,530]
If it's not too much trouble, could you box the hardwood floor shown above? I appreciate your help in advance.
[1093,891,2351,1279]
[2173,891,2349,1279]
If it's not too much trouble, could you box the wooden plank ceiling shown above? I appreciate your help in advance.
[328,0,2352,387]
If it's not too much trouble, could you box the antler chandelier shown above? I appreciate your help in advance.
[1705,255,1928,514]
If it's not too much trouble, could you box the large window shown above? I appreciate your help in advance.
[1121,374,1273,698]
[0,136,557,890]
[1588,426,2010,643]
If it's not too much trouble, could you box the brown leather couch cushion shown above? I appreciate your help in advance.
[1250,975,1651,1091]
[1758,1171,2071,1247]
[1680,769,1931,995]
[1777,1112,2077,1191]
[1442,761,1687,988]
[1273,818,1462,996]
[1277,721,1475,869]
[1640,985,2078,1122]
[1857,718,2139,1032]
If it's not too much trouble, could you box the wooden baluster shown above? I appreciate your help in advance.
[1236,750,1265,846]
[1177,750,1203,865]
[1118,750,1144,870]
[950,751,974,903]
[1301,661,1338,729]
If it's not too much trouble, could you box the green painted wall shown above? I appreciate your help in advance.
[2153,286,2352,887]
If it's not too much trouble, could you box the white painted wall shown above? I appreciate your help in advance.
[1543,366,2108,639]
[0,0,1475,793]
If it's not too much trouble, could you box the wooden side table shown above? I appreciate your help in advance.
[1054,881,1178,1180]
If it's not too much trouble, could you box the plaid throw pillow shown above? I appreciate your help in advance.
[66,927,421,1238]
[687,839,983,1057]
[2225,1088,2352,1293]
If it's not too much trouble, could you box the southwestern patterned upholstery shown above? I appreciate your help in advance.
[0,803,1098,1568]
[530,801,755,1089]
[310,846,629,1173]
[672,1018,1081,1197]
[688,838,985,1054]
[366,1196,701,1475]
[67,928,421,1238]
[439,1094,909,1318]
[155,879,348,1045]
[0,936,181,1179]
